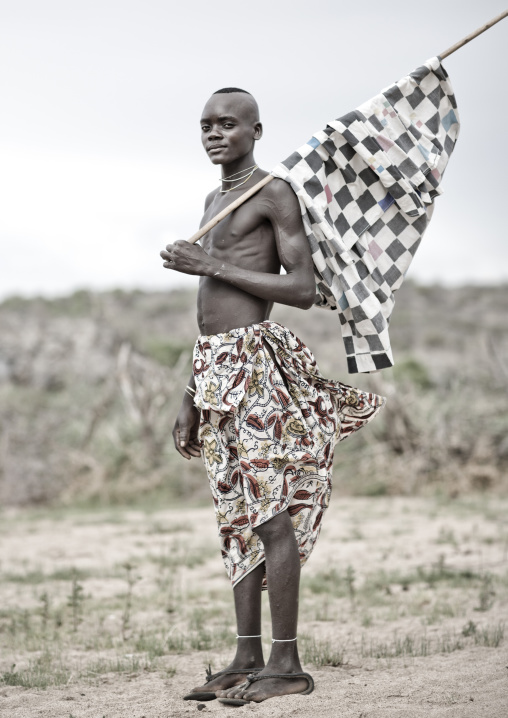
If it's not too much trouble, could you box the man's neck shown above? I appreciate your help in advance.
[220,154,260,193]
[221,153,257,180]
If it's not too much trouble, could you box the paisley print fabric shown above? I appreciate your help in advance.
[193,321,385,589]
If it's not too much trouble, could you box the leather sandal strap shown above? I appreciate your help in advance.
[245,671,315,695]
[205,667,263,683]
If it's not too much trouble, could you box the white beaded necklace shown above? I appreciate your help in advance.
[219,165,258,193]
[221,163,258,181]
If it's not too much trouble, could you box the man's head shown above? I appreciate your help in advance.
[200,88,262,166]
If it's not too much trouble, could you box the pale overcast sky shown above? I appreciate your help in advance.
[1,0,507,299]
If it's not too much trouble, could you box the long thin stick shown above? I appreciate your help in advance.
[440,9,507,59]
[187,174,274,244]
[187,11,507,244]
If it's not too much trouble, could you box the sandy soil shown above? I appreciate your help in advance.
[0,496,507,717]
[1,648,506,718]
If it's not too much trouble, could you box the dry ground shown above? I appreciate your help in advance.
[0,496,507,717]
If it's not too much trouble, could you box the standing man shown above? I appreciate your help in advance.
[160,87,384,705]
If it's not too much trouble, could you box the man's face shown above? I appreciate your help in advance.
[200,93,261,165]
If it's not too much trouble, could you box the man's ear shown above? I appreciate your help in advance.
[254,122,263,140]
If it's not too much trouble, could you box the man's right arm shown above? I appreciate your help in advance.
[173,373,201,460]
[173,190,216,461]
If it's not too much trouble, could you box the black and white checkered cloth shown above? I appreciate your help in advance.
[271,57,460,373]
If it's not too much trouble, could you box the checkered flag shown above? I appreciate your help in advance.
[272,57,459,373]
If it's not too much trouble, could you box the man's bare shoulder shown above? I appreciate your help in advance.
[256,177,299,215]
[262,177,297,202]
[204,187,220,211]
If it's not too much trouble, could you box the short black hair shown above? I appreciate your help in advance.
[213,87,251,95]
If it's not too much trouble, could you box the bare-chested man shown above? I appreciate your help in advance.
[160,88,383,706]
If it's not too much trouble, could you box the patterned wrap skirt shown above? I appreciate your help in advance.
[192,321,385,589]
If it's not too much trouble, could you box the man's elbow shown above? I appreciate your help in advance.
[294,283,316,310]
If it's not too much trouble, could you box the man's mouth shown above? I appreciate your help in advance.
[208,145,226,152]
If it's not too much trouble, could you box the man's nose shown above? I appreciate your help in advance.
[208,124,223,140]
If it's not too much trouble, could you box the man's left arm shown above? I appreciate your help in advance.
[160,180,316,310]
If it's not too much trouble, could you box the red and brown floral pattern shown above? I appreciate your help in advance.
[193,322,385,589]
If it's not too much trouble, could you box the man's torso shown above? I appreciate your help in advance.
[197,179,281,335]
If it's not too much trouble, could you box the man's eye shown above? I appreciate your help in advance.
[201,126,210,132]
[223,123,234,129]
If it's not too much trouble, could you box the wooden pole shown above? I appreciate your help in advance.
[187,11,508,244]
[440,9,507,59]
[187,174,274,244]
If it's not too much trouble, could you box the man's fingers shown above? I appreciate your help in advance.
[174,417,201,461]
[174,430,191,460]
[177,443,199,460]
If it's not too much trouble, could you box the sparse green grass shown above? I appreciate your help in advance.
[303,568,347,597]
[134,632,168,659]
[83,654,158,678]
[362,562,483,593]
[422,600,457,625]
[361,612,373,628]
[0,649,177,690]
[475,574,496,612]
[120,563,139,641]
[360,630,466,659]
[67,572,85,633]
[300,636,348,667]
[314,596,333,621]
[461,619,505,647]
[1,652,71,689]
[436,527,458,546]
[1,566,106,585]
[146,522,192,535]
[474,622,505,647]
[304,560,490,618]
[144,540,216,570]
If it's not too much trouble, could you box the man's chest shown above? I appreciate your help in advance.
[201,197,273,256]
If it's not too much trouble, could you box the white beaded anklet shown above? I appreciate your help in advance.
[272,637,298,643]
[236,634,262,639]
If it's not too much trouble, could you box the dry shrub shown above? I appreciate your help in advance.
[0,293,204,506]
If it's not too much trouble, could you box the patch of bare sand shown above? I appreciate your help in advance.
[1,649,506,717]
[0,497,507,717]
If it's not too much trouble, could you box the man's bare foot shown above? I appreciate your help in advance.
[185,659,265,698]
[217,667,313,703]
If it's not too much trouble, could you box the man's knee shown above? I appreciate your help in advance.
[253,510,293,544]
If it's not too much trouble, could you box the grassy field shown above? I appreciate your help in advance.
[0,495,506,716]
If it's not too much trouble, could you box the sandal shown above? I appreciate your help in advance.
[218,671,314,706]
[183,664,264,701]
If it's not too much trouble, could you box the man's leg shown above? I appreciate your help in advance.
[231,562,265,668]
[218,510,310,702]
[188,562,265,694]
